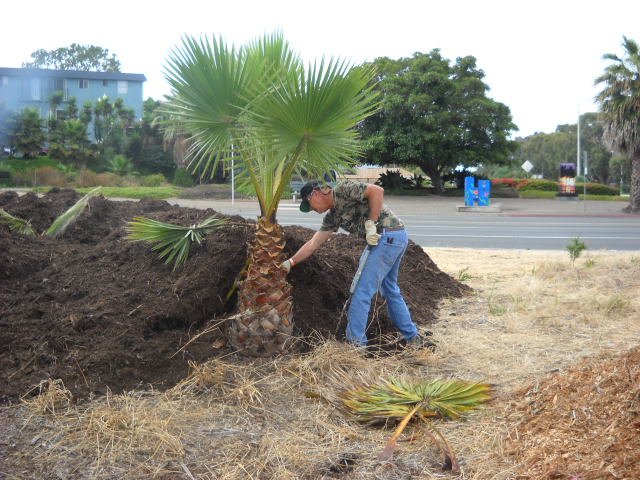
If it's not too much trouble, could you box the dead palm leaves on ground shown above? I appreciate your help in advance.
[339,377,492,473]
[45,186,102,237]
[0,207,35,235]
[1,186,101,237]
[126,215,229,270]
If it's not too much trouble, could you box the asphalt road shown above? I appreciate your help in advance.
[168,196,640,251]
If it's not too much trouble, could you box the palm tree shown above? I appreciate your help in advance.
[595,36,640,212]
[162,33,378,355]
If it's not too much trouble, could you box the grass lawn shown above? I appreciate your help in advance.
[29,185,183,199]
[75,186,183,199]
[0,156,68,172]
[518,190,627,201]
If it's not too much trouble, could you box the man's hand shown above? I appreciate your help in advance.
[280,259,293,273]
[364,220,380,246]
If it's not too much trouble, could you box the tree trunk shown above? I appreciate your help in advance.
[626,152,640,213]
[228,217,294,356]
[425,169,444,194]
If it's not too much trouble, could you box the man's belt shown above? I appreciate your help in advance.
[378,224,405,233]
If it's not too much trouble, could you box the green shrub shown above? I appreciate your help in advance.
[141,173,167,187]
[491,185,519,198]
[491,178,523,188]
[566,237,587,266]
[172,168,195,187]
[376,170,413,190]
[516,179,558,192]
[576,182,619,195]
[107,155,134,176]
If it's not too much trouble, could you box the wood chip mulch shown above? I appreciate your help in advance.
[505,346,640,479]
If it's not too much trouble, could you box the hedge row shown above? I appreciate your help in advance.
[491,178,620,196]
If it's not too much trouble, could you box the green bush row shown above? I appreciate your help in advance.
[516,179,619,195]
[0,157,201,189]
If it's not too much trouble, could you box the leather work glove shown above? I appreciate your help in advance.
[280,259,293,273]
[364,219,381,246]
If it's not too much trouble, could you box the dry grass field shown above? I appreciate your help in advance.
[2,247,639,479]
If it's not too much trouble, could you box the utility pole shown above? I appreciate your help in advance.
[577,110,581,177]
[583,150,588,212]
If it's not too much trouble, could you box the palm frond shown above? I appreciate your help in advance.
[342,377,491,420]
[0,208,35,236]
[340,377,492,470]
[44,187,102,238]
[162,32,379,222]
[126,215,228,270]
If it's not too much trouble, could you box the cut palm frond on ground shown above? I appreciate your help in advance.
[45,187,102,238]
[0,208,35,236]
[126,215,229,270]
[340,377,492,472]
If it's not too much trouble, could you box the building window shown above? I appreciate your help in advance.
[31,78,41,100]
[79,79,89,89]
[102,79,108,87]
[0,76,8,86]
[117,80,128,94]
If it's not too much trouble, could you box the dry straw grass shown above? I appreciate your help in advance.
[3,248,639,479]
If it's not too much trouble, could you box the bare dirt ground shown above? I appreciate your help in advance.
[1,191,639,479]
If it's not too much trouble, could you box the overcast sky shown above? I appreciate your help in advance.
[2,0,638,137]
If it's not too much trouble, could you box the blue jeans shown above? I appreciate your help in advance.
[346,229,418,345]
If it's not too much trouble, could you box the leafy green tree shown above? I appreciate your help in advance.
[93,95,135,163]
[163,32,377,355]
[514,129,575,178]
[609,154,631,192]
[22,44,121,72]
[595,36,640,212]
[8,108,45,158]
[512,113,612,182]
[128,98,175,176]
[358,50,516,192]
[47,96,95,166]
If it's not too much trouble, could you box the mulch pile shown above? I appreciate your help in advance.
[506,346,640,479]
[0,188,467,402]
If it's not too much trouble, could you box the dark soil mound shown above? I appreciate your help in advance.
[0,189,468,402]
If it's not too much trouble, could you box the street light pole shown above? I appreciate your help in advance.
[577,110,581,177]
[583,150,588,212]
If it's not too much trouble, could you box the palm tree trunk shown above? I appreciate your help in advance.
[627,152,640,213]
[228,217,294,356]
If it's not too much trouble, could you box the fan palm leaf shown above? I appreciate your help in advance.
[0,208,35,236]
[45,187,101,238]
[163,32,378,219]
[126,215,228,270]
[340,377,492,472]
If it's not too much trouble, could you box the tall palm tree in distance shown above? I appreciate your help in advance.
[595,36,640,212]
[162,33,378,355]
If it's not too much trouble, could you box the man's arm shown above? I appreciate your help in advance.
[281,229,333,272]
[363,183,384,222]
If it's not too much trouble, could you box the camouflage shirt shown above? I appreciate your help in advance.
[320,181,404,238]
